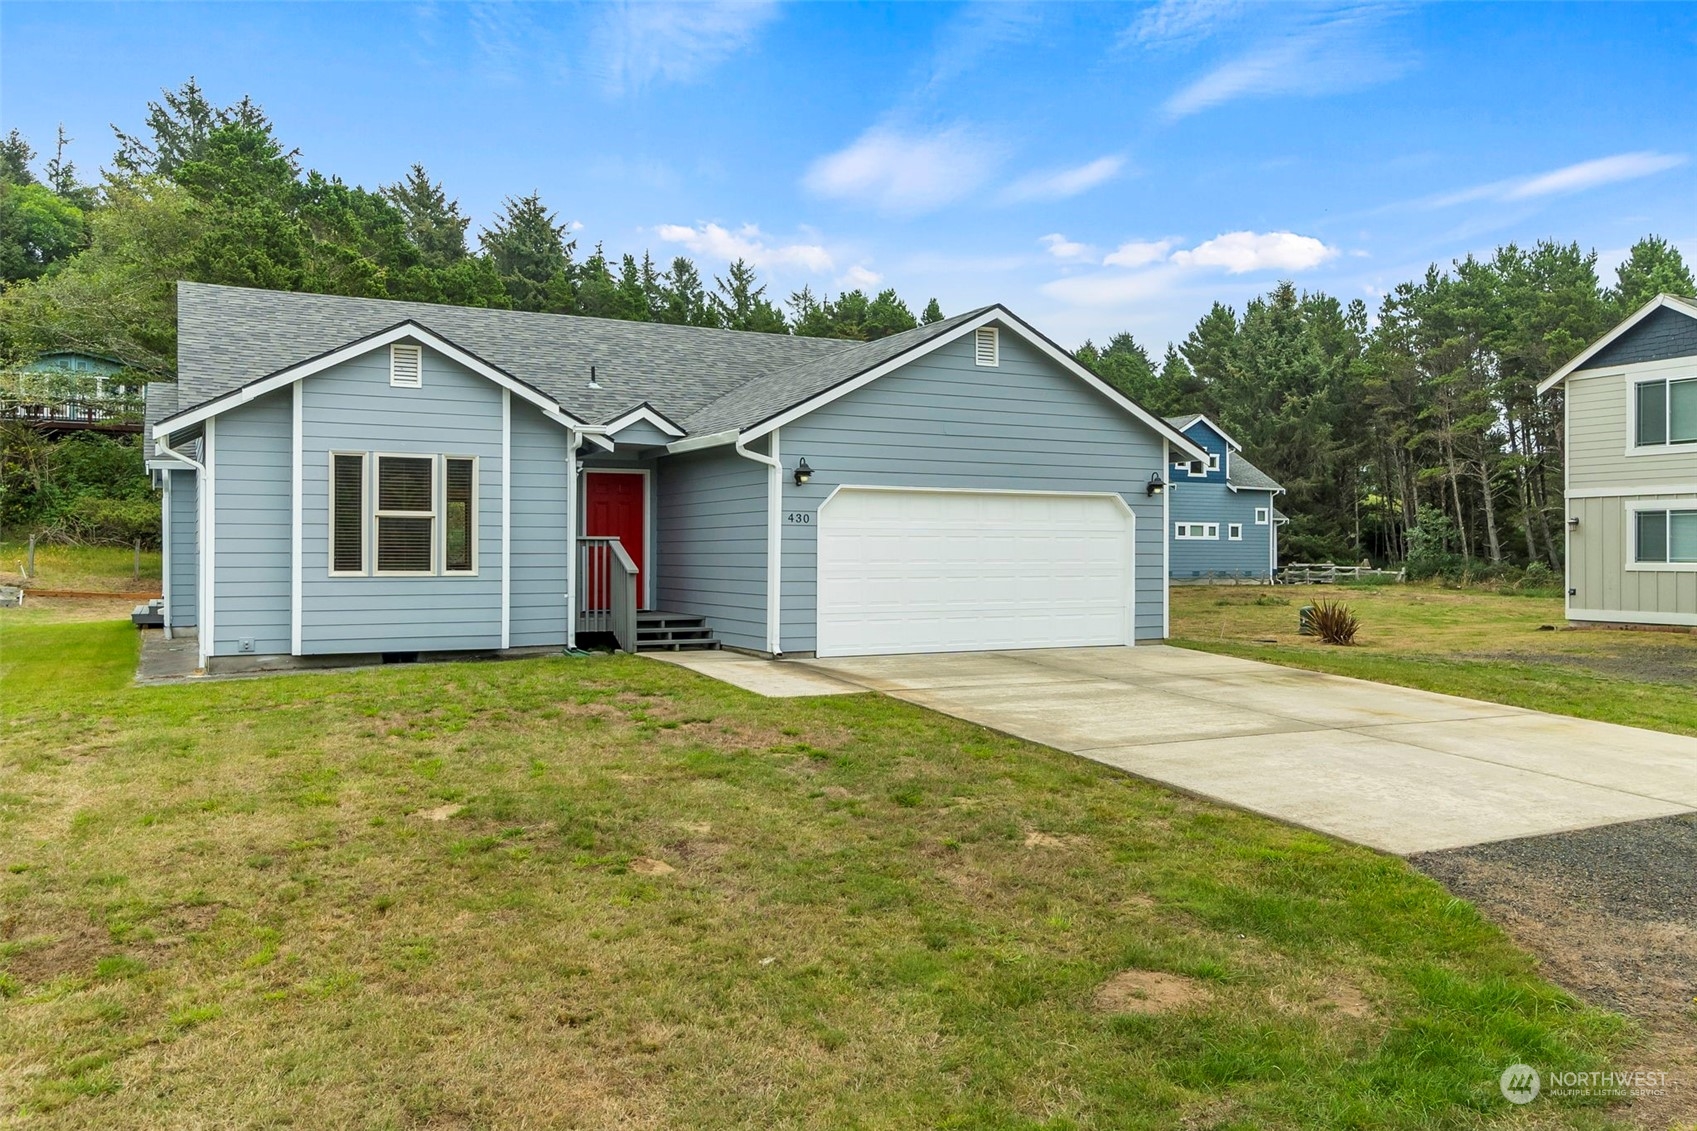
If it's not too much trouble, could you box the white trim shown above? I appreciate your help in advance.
[1228,523,1243,541]
[974,325,999,367]
[327,451,369,576]
[1174,522,1219,540]
[732,430,783,654]
[602,403,685,438]
[564,432,582,650]
[1565,483,1697,499]
[371,452,438,577]
[154,321,577,437]
[161,470,173,638]
[1170,413,1243,452]
[202,418,215,666]
[666,428,739,454]
[737,307,1209,462]
[1624,497,1697,570]
[501,389,511,648]
[1255,507,1270,525]
[1567,606,1697,627]
[389,342,423,388]
[1161,442,1170,639]
[1538,293,1697,393]
[582,467,656,609]
[290,382,302,655]
[1625,370,1697,455]
[442,455,481,576]
[155,436,206,653]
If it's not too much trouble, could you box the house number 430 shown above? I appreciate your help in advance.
[784,511,813,524]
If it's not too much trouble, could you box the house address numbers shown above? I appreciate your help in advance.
[784,511,813,524]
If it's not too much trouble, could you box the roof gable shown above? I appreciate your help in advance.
[1164,413,1241,451]
[1538,293,1697,393]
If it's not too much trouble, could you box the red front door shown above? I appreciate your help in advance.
[585,472,646,608]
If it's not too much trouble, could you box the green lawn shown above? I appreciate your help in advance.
[0,613,1636,1128]
[1170,583,1697,738]
[1,540,161,594]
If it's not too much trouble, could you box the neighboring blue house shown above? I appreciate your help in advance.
[145,283,1210,670]
[1164,414,1287,582]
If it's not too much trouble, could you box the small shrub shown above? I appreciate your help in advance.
[1254,594,1290,607]
[1309,599,1359,645]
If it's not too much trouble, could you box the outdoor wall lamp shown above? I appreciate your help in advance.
[794,458,813,486]
[1146,472,1165,497]
[1568,516,1580,528]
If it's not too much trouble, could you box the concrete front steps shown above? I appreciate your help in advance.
[636,611,720,652]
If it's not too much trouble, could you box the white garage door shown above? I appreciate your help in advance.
[816,487,1135,657]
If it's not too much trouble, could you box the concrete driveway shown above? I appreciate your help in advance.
[802,646,1697,855]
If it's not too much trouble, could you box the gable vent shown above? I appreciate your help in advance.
[390,343,423,388]
[974,326,999,367]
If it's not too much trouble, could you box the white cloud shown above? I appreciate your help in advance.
[803,125,1003,215]
[1427,151,1689,208]
[1104,238,1181,268]
[1039,233,1096,262]
[1000,156,1126,203]
[1159,7,1412,119]
[1125,0,1243,48]
[590,1,777,96]
[1044,265,1185,306]
[653,222,833,272]
[1170,231,1336,273]
[840,265,883,289]
[926,2,1047,91]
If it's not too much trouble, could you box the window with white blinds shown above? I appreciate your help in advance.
[327,453,479,577]
[330,452,366,574]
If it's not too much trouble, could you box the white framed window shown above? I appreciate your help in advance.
[329,451,368,575]
[390,343,423,388]
[1187,460,1205,476]
[974,326,999,367]
[1635,375,1697,448]
[1630,503,1697,569]
[375,454,436,574]
[1228,523,1243,541]
[1207,453,1221,472]
[442,456,478,574]
[1174,522,1219,540]
[1255,507,1269,525]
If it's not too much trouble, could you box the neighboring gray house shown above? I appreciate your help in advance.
[147,283,1208,670]
[1163,413,1286,581]
[1538,292,1697,628]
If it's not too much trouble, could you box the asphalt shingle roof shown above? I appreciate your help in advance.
[174,282,857,430]
[142,381,178,444]
[1228,455,1283,493]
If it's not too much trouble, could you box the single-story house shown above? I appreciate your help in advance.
[146,283,1209,670]
[1163,413,1286,582]
[1537,292,1697,628]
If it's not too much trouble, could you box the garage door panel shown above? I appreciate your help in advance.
[817,487,1134,657]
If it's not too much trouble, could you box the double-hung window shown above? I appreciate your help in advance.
[1175,522,1219,540]
[1255,507,1270,525]
[329,453,477,576]
[1636,377,1697,448]
[1635,508,1697,566]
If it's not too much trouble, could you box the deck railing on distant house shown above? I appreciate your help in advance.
[578,536,639,652]
[0,373,145,433]
[1278,562,1407,585]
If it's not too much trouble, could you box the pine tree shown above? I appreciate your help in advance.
[710,259,786,333]
[1607,235,1696,315]
[382,164,470,266]
[921,297,944,325]
[658,256,714,326]
[479,192,572,312]
[112,77,288,176]
[0,129,34,184]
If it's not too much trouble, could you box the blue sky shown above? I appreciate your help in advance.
[3,1,1694,349]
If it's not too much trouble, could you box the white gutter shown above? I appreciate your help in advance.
[667,429,738,455]
[157,431,211,667]
[733,429,783,656]
[565,430,584,650]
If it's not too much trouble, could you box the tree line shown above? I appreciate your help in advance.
[3,79,1694,568]
[0,79,944,378]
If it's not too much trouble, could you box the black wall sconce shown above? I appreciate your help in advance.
[1146,472,1165,497]
[793,457,813,486]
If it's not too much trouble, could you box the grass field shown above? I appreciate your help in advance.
[0,609,1637,1128]
[1,540,161,594]
[1170,583,1697,738]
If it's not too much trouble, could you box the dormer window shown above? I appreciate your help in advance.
[974,326,999,367]
[390,343,423,388]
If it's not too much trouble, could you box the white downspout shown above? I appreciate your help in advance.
[565,429,583,650]
[157,432,210,667]
[734,428,782,656]
[161,470,173,640]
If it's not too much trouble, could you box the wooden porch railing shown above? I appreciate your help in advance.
[578,536,639,653]
[1278,562,1407,585]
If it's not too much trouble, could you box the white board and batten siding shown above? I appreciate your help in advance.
[816,488,1134,656]
[777,328,1170,654]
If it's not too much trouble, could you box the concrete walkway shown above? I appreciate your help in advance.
[802,646,1697,854]
[643,649,864,698]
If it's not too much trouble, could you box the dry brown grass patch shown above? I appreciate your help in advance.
[1092,970,1211,1014]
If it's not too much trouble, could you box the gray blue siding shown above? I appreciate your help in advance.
[510,402,570,647]
[1167,420,1277,579]
[655,444,768,652]
[211,393,291,655]
[167,467,197,628]
[776,328,1170,652]
[1588,306,1697,369]
[297,348,503,655]
[606,418,675,448]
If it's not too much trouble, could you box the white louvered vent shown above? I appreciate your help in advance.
[974,326,999,367]
[390,343,423,388]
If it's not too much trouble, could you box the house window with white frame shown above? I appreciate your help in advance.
[1635,508,1697,565]
[1174,522,1219,540]
[329,452,477,576]
[1636,376,1697,447]
[1255,507,1269,525]
[1228,523,1243,540]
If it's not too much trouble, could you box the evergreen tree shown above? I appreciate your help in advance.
[112,77,287,177]
[1607,235,1696,315]
[382,164,470,266]
[479,191,572,312]
[864,289,918,339]
[921,297,944,325]
[658,256,714,326]
[0,129,35,184]
[710,259,786,333]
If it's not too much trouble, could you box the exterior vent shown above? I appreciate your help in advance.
[390,343,423,388]
[974,326,999,367]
